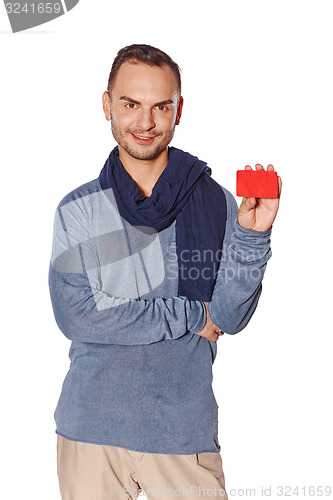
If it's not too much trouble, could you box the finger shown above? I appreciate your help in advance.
[255,163,264,171]
[209,332,219,342]
[267,164,274,171]
[278,176,282,197]
[244,165,252,170]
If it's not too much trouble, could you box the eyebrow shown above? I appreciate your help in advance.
[119,96,174,107]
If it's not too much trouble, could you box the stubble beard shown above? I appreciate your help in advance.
[111,119,175,161]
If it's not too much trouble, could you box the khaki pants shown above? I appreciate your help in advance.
[57,436,228,499]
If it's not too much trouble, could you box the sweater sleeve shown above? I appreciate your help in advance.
[48,199,206,346]
[206,188,272,334]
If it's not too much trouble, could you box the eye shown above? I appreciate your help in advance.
[125,103,138,109]
[155,105,169,111]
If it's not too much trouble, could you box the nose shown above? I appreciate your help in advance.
[136,108,156,131]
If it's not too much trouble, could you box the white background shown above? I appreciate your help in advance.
[1,1,332,498]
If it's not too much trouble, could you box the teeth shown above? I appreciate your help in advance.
[132,134,154,140]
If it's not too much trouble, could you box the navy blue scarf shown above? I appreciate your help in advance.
[98,146,227,301]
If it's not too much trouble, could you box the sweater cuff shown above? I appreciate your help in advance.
[235,221,272,244]
[186,300,206,334]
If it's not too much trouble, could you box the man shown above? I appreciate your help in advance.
[49,44,281,499]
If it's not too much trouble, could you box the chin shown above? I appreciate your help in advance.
[127,147,164,161]
[123,139,169,162]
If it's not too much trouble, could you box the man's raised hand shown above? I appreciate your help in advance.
[238,164,282,232]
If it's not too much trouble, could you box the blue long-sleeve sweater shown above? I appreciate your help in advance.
[49,178,272,454]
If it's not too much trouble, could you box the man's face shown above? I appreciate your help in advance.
[103,61,183,161]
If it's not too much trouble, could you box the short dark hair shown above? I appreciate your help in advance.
[107,44,181,95]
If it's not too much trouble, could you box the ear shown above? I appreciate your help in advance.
[102,91,111,121]
[175,96,184,126]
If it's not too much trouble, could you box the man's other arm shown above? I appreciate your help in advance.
[48,203,207,346]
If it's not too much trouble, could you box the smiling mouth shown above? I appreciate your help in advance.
[130,133,157,144]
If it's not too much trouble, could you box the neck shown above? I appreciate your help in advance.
[118,146,168,197]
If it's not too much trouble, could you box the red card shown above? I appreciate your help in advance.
[236,170,279,198]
